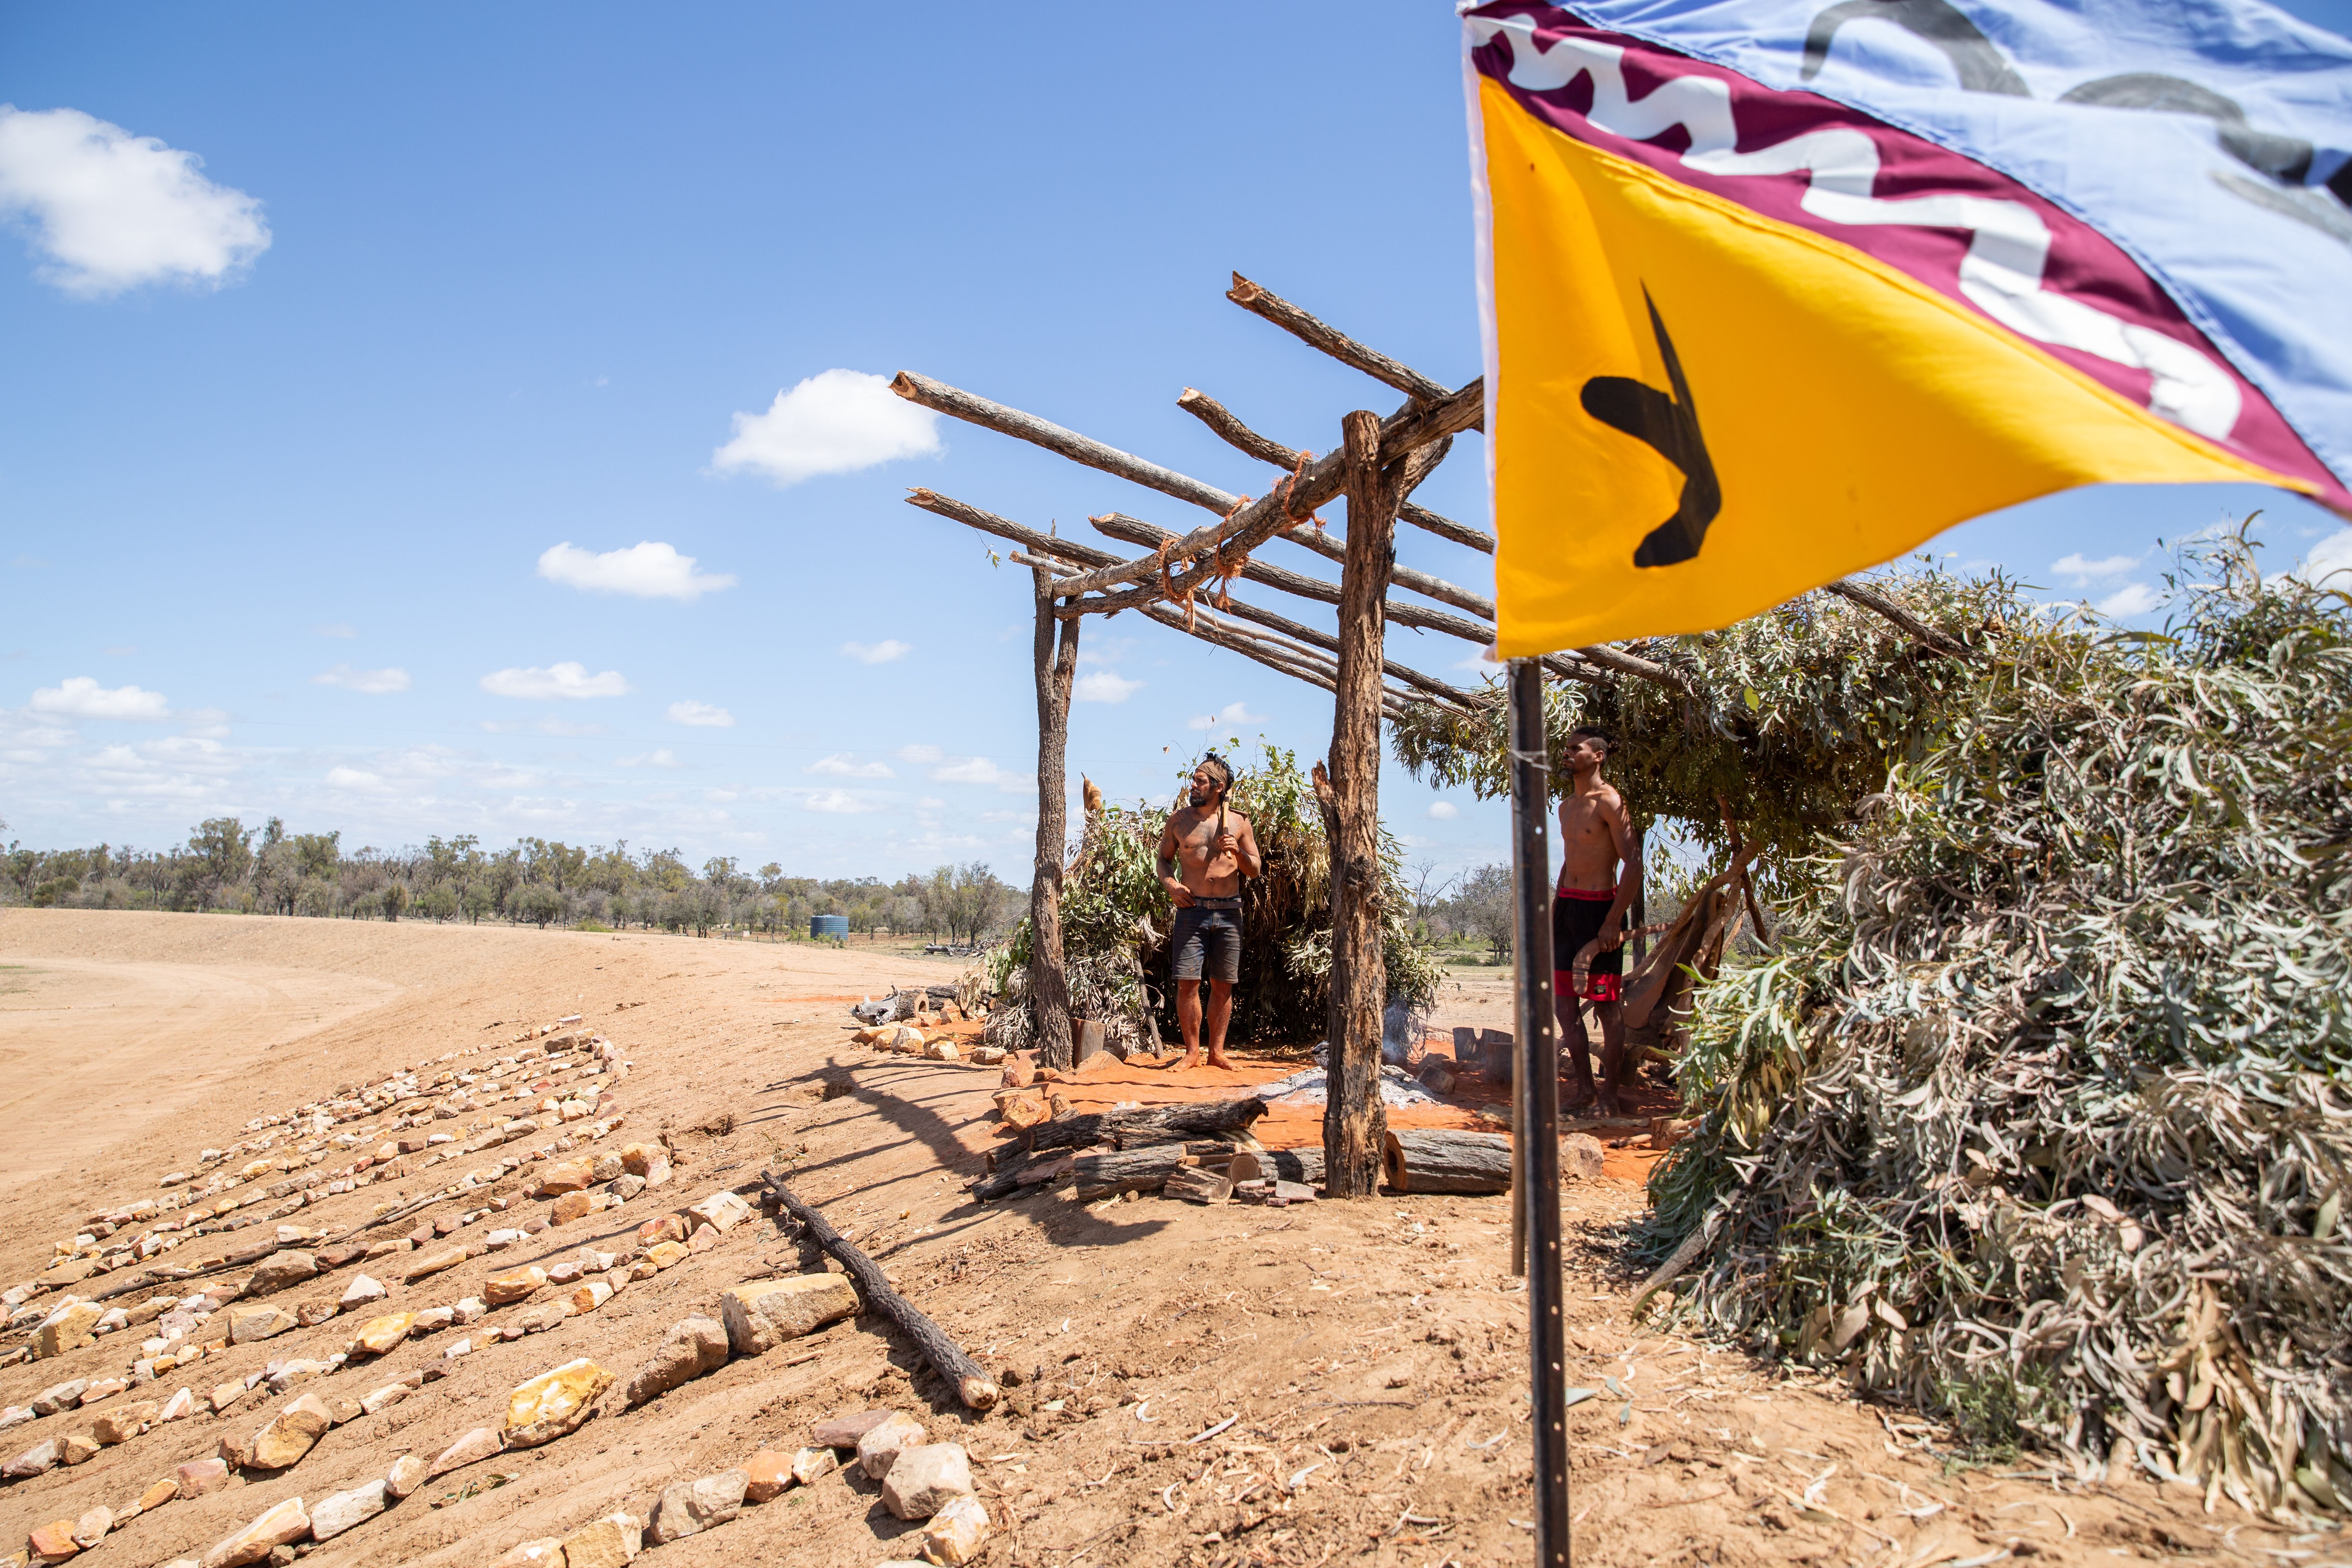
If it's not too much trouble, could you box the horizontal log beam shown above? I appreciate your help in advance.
[892,370,1236,520]
[906,488,1122,570]
[1087,512,1613,691]
[1200,590,1489,711]
[1176,388,1494,555]
[1824,578,1979,661]
[1226,272,1463,415]
[918,376,1483,604]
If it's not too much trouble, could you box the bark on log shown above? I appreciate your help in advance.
[1070,1146,1196,1200]
[1382,1129,1515,1195]
[1175,388,1493,554]
[1225,273,1463,413]
[970,1149,1078,1202]
[1267,1146,1325,1186]
[1030,565,1081,1071]
[1323,410,1395,1201]
[761,1169,999,1410]
[1025,1094,1268,1154]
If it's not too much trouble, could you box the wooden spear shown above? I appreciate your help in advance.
[761,1169,1000,1411]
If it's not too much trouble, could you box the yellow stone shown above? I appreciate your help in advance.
[35,1302,102,1359]
[484,1267,547,1306]
[549,1190,591,1225]
[646,1241,688,1271]
[404,1244,468,1283]
[246,1392,333,1470]
[348,1312,417,1356]
[138,1478,179,1511]
[502,1358,612,1448]
[536,1158,595,1196]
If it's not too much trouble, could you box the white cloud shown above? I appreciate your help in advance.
[312,664,410,694]
[842,639,911,665]
[896,744,944,764]
[931,755,1031,792]
[30,675,169,719]
[2094,582,2163,619]
[666,699,734,728]
[2051,552,2141,586]
[710,369,942,487]
[479,662,630,700]
[618,749,680,768]
[2294,528,2352,588]
[537,541,736,601]
[324,766,383,790]
[1186,699,1260,731]
[1428,800,1460,820]
[805,788,883,814]
[810,753,893,779]
[1075,671,1143,704]
[0,106,269,297]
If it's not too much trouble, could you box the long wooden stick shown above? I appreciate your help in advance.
[761,1169,999,1411]
[1086,512,1628,692]
[893,372,1481,603]
[1177,388,1494,555]
[1226,274,1461,412]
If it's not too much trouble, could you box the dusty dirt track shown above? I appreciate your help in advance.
[0,911,2312,1568]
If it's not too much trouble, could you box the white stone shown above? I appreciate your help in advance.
[308,1479,389,1540]
[881,1443,975,1520]
[338,1274,388,1310]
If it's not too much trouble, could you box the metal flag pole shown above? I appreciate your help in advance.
[1507,657,1570,1568]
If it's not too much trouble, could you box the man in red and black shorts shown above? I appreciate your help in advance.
[1552,726,1639,1114]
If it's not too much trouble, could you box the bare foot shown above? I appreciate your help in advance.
[1595,1094,1626,1118]
[1177,1052,1201,1069]
[1209,1052,1233,1071]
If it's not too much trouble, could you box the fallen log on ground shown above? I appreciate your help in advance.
[1267,1146,1324,1186]
[1071,1146,1197,1200]
[969,1149,1080,1202]
[1025,1094,1268,1154]
[1382,1129,1513,1195]
[761,1169,999,1411]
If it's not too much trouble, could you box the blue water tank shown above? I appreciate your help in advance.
[809,914,849,940]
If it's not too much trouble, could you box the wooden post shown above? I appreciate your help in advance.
[1030,564,1080,1071]
[1321,409,1397,1199]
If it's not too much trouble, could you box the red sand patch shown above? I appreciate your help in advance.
[1007,1041,1682,1181]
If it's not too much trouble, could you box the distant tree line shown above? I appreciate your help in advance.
[0,816,1017,943]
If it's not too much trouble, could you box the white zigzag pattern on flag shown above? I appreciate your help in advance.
[1470,13,2242,439]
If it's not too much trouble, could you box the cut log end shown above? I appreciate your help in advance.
[958,1375,1000,1411]
[889,371,920,399]
[1383,1128,1513,1196]
[1227,273,1264,303]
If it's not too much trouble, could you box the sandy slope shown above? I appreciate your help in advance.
[0,912,2282,1568]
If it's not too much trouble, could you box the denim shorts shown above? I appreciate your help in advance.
[1171,902,1243,983]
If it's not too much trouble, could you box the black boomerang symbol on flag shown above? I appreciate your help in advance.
[1580,290,1723,569]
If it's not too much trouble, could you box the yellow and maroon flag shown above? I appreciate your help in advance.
[1465,0,2352,654]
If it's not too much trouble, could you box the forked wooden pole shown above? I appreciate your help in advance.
[1321,409,1397,1200]
[1029,564,1080,1070]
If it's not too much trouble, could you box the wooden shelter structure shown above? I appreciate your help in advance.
[891,272,1955,1199]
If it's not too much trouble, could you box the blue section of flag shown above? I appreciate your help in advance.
[1550,0,2352,501]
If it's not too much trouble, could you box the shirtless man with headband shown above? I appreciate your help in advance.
[1157,753,1264,1069]
[1553,726,1640,1114]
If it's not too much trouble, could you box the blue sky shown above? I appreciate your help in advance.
[4,1,2348,882]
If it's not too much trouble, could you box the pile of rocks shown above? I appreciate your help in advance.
[4,1022,633,1313]
[479,1405,990,1568]
[0,1185,765,1493]
[9,1188,817,1566]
